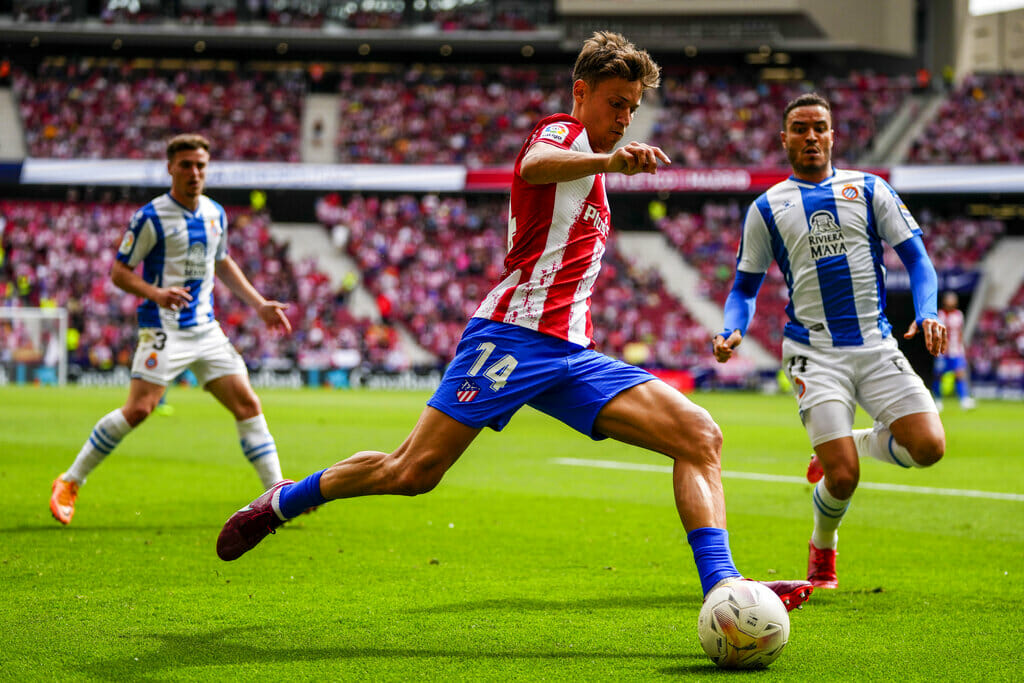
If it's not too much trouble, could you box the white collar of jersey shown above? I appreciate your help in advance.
[166,192,204,216]
[789,167,837,188]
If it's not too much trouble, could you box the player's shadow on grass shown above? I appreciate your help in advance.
[77,625,704,679]
[404,593,703,614]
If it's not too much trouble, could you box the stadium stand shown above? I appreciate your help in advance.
[653,68,916,167]
[12,59,303,162]
[907,73,1024,164]
[333,64,565,166]
[13,59,921,168]
[969,281,1024,389]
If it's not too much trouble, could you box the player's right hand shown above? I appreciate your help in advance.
[713,330,743,363]
[158,287,193,312]
[607,141,671,175]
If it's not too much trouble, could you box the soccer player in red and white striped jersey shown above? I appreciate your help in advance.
[218,31,813,613]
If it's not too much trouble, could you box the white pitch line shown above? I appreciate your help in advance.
[551,457,1024,503]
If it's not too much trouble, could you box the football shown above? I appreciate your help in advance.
[697,581,791,669]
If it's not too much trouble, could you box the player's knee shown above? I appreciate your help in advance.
[676,409,723,467]
[911,435,945,468]
[122,404,154,427]
[233,395,262,421]
[825,470,858,500]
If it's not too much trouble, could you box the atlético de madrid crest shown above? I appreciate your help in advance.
[456,380,481,403]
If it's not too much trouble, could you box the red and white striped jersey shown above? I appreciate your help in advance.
[938,307,965,357]
[473,114,611,348]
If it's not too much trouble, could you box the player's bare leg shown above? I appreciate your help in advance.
[318,407,480,499]
[51,378,165,524]
[217,407,480,560]
[594,380,812,610]
[807,410,944,482]
[594,380,726,530]
[807,436,858,588]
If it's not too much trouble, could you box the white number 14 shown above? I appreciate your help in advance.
[467,342,519,391]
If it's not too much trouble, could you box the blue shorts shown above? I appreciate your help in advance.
[934,354,967,375]
[426,318,655,440]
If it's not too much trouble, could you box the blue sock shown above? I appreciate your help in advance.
[955,379,968,400]
[688,527,743,595]
[278,469,328,519]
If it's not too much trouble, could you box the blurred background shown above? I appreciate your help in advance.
[1,0,1021,400]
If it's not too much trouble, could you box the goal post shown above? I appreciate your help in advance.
[0,307,68,386]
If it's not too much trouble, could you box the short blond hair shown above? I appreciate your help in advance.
[572,31,661,91]
[166,133,211,161]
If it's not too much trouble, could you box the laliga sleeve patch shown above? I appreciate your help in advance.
[537,123,570,144]
[118,231,135,255]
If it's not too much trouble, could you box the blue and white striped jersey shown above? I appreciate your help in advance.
[737,168,922,348]
[116,193,228,330]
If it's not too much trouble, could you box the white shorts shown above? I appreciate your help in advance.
[781,335,937,440]
[130,324,247,387]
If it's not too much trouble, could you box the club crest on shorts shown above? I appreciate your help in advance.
[456,380,481,403]
[145,352,159,369]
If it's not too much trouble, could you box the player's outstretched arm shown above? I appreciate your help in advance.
[111,260,192,311]
[519,140,669,185]
[214,256,292,334]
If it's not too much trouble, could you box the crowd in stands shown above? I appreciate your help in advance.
[10,0,544,30]
[333,64,565,167]
[12,59,930,169]
[653,69,916,168]
[0,199,399,376]
[969,281,1024,388]
[316,192,711,368]
[12,59,303,162]
[907,73,1024,164]
[653,201,1007,358]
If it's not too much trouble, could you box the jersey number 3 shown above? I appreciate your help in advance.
[468,342,519,391]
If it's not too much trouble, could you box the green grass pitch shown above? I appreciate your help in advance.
[1,386,1021,680]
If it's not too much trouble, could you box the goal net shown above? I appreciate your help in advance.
[0,307,68,386]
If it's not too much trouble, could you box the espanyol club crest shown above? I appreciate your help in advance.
[145,353,159,369]
[456,380,481,403]
[841,185,859,200]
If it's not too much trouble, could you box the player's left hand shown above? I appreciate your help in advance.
[259,301,292,334]
[904,318,947,356]
[712,330,744,363]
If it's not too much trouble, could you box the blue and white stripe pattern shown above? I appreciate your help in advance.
[241,438,278,463]
[738,169,922,348]
[813,480,850,519]
[116,193,228,330]
[88,423,122,454]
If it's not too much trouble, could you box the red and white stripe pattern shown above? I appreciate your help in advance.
[473,114,611,348]
[456,380,481,403]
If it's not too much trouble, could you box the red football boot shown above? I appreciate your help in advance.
[757,579,815,611]
[216,479,294,561]
[806,453,824,484]
[807,540,838,589]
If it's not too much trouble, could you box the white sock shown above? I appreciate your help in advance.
[237,414,283,489]
[853,422,917,468]
[65,409,133,485]
[811,479,851,551]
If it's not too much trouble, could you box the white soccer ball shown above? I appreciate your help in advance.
[697,580,790,669]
